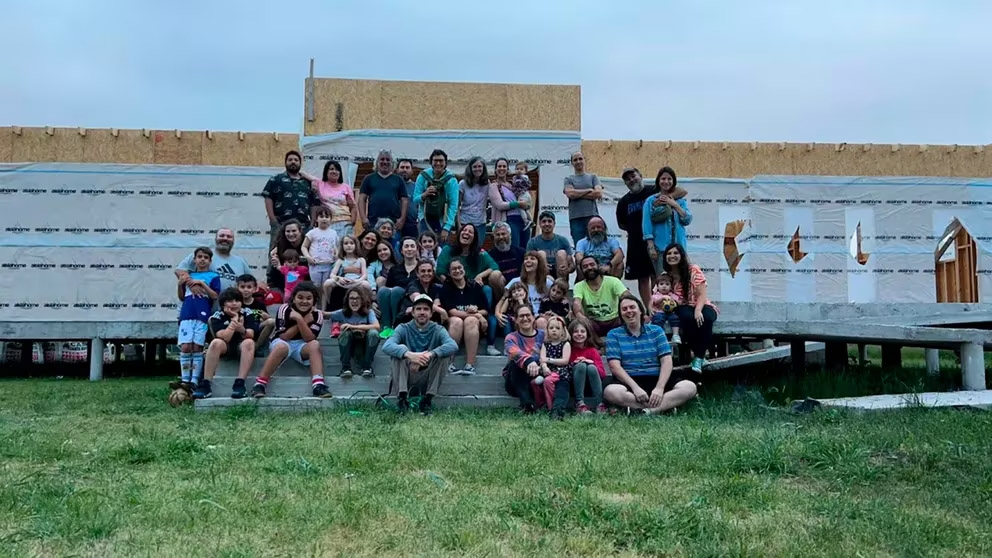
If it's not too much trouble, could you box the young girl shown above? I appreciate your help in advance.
[495,282,530,336]
[326,236,366,332]
[650,272,682,344]
[278,249,310,297]
[328,286,380,378]
[539,278,570,321]
[302,207,339,290]
[569,317,606,414]
[538,315,572,420]
[418,230,440,267]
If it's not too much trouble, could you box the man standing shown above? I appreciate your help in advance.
[526,211,574,280]
[616,168,658,305]
[572,256,629,338]
[263,150,318,246]
[382,294,458,415]
[488,221,524,296]
[175,228,252,291]
[359,150,409,234]
[397,158,420,239]
[563,151,604,244]
[413,149,459,243]
[603,293,697,414]
[574,216,624,278]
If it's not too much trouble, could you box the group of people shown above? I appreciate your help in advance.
[170,149,719,416]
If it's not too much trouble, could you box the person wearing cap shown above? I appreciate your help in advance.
[381,293,458,414]
[617,168,657,303]
[525,210,574,281]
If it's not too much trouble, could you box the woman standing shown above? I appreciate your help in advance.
[662,243,718,374]
[266,219,307,297]
[643,166,692,275]
[489,157,531,249]
[303,161,358,237]
[458,156,491,251]
[377,237,420,338]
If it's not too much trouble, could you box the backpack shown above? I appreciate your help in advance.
[420,170,452,220]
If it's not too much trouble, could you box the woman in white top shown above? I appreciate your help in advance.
[505,251,554,330]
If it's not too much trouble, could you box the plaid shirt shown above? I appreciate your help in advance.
[605,323,672,377]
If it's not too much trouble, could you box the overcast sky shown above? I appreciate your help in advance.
[2,1,989,145]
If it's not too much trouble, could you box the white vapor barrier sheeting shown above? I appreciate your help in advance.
[0,163,278,321]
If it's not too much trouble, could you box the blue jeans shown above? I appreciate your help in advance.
[419,217,444,236]
[507,214,530,250]
[376,287,406,329]
[569,216,593,244]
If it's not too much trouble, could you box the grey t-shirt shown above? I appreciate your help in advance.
[458,180,489,225]
[564,173,601,220]
[177,251,252,290]
[329,309,376,327]
[526,234,573,269]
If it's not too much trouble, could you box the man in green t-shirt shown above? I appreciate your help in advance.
[572,256,630,338]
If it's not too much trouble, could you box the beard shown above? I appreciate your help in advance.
[583,268,600,281]
[494,241,510,252]
[216,241,232,253]
[590,232,607,244]
[628,181,643,193]
[286,163,300,173]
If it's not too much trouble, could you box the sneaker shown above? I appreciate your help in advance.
[340,369,353,379]
[330,323,341,338]
[485,346,502,357]
[671,333,682,345]
[460,364,476,376]
[448,363,459,375]
[361,369,374,378]
[551,410,565,421]
[231,379,247,399]
[312,383,333,398]
[691,357,704,373]
[419,397,433,416]
[397,395,410,413]
[522,404,537,415]
[576,403,592,415]
[379,327,394,339]
[251,383,266,398]
[192,380,212,399]
[596,403,608,414]
[181,381,196,393]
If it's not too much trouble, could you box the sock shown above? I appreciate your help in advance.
[254,376,269,387]
[179,353,193,383]
[311,375,325,387]
[191,352,204,385]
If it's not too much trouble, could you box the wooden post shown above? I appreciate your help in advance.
[790,341,806,374]
[825,342,848,371]
[89,338,104,381]
[960,343,985,391]
[881,345,902,371]
[925,349,940,376]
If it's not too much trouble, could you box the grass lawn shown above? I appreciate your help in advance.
[1,373,991,557]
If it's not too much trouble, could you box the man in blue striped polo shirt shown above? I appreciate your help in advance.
[603,293,698,414]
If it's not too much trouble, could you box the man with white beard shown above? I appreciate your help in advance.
[488,221,524,302]
[574,216,624,278]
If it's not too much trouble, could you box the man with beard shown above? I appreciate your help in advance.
[397,158,420,239]
[574,216,624,278]
[263,150,318,247]
[526,211,574,281]
[175,228,252,292]
[488,222,524,299]
[413,149,460,244]
[572,256,630,338]
[359,150,410,234]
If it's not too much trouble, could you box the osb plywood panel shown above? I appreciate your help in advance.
[11,127,54,162]
[380,81,509,130]
[0,127,12,162]
[266,133,300,167]
[80,128,117,163]
[305,79,382,136]
[50,128,85,162]
[152,130,203,165]
[113,129,154,163]
[949,148,992,177]
[505,84,580,131]
[202,132,244,166]
[728,143,795,176]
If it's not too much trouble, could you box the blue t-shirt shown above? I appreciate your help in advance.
[525,234,572,269]
[575,237,622,268]
[490,245,525,281]
[360,173,408,224]
[178,271,222,322]
[329,309,376,327]
[605,323,672,377]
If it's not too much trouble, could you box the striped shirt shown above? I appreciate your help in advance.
[505,329,546,369]
[605,323,672,377]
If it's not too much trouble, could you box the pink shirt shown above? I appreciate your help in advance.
[312,181,355,223]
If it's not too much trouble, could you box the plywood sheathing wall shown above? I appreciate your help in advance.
[581,141,992,178]
[2,127,299,166]
[304,78,582,135]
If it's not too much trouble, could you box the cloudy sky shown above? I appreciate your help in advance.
[2,1,989,145]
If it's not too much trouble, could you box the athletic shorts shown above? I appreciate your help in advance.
[609,371,697,393]
[178,320,208,346]
[624,240,655,280]
[219,337,253,360]
[270,338,311,365]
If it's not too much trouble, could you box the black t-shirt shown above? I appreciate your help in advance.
[439,280,488,313]
[615,183,658,247]
[539,299,569,319]
[209,309,260,347]
[274,304,323,341]
[262,172,318,227]
[385,262,419,289]
[360,172,408,224]
[490,245,525,282]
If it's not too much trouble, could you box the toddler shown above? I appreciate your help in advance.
[650,272,681,344]
[278,249,310,297]
[537,315,572,420]
[512,162,534,227]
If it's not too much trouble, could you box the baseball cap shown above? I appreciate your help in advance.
[538,210,556,222]
[411,294,434,308]
[621,167,639,179]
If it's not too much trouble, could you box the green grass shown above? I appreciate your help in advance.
[1,376,991,557]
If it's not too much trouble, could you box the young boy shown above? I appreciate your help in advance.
[539,278,570,322]
[237,274,275,349]
[173,246,221,392]
[650,272,681,344]
[279,249,310,296]
[194,287,260,399]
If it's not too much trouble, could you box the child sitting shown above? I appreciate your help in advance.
[539,278,570,322]
[172,246,221,392]
[569,317,606,414]
[326,235,367,335]
[536,315,572,420]
[650,272,682,344]
[236,274,275,349]
[279,249,310,297]
[495,282,530,336]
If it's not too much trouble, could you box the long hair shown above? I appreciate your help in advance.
[341,285,371,318]
[655,166,678,193]
[374,241,397,267]
[661,242,692,300]
[464,156,490,187]
[358,230,381,260]
[521,250,550,295]
[569,315,603,349]
[338,234,360,259]
[275,219,304,258]
[450,223,481,270]
[322,160,343,183]
[493,157,511,182]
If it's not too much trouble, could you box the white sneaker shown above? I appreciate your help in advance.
[485,346,502,357]
[448,363,463,375]
[671,333,682,345]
